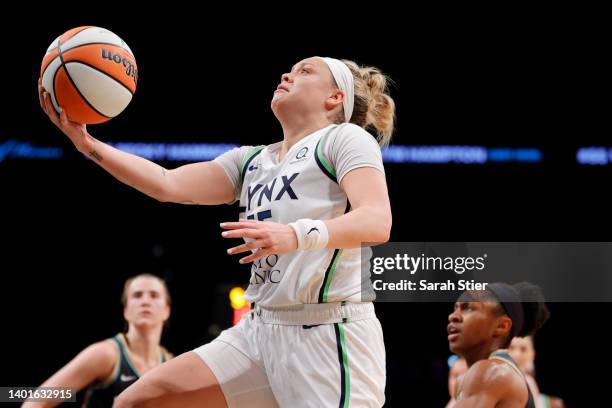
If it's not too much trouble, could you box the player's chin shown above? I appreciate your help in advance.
[448,337,463,354]
[132,316,159,327]
[270,92,288,108]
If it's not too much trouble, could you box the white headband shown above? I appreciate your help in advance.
[319,57,354,123]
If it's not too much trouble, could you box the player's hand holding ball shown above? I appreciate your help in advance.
[38,26,137,153]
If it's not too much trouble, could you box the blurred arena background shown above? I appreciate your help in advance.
[1,8,608,406]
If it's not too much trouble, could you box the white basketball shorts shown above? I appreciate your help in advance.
[194,302,386,407]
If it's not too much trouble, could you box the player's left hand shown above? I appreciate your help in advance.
[221,219,298,264]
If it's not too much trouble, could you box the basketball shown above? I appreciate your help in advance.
[40,26,137,124]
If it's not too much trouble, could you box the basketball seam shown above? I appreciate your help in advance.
[59,42,135,59]
[62,26,93,43]
[41,51,59,75]
[57,38,112,119]
[47,25,89,53]
[48,37,60,53]
[48,26,93,54]
[43,42,135,91]
[42,38,61,72]
[64,61,135,97]
[51,63,61,113]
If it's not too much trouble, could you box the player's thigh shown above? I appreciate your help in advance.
[264,318,385,407]
[194,340,278,407]
[114,350,226,408]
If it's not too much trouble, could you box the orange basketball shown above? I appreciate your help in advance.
[40,26,137,124]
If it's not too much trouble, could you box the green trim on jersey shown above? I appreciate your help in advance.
[334,323,351,408]
[318,202,352,303]
[240,146,265,181]
[116,334,142,378]
[315,126,338,182]
[320,249,343,303]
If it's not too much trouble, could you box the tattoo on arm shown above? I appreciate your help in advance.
[89,150,103,162]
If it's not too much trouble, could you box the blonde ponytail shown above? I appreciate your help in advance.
[337,60,396,146]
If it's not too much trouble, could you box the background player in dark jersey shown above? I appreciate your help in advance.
[509,336,566,408]
[447,282,550,408]
[22,274,172,408]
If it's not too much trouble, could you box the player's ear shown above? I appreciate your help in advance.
[493,315,513,338]
[325,89,344,112]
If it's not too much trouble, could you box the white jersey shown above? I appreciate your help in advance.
[214,123,385,307]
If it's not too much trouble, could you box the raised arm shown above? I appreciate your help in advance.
[38,79,235,205]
